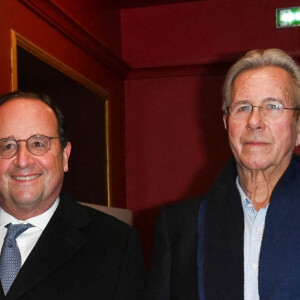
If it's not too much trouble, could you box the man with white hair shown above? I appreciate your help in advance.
[148,48,300,300]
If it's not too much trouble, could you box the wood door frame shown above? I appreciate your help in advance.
[10,30,112,206]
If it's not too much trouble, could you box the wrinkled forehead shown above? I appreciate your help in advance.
[232,66,295,105]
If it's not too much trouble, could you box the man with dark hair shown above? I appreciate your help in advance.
[0,91,146,299]
[148,49,300,299]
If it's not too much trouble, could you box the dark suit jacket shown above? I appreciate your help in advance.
[146,158,242,300]
[147,196,203,300]
[2,192,146,300]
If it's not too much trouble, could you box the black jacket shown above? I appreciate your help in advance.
[147,158,242,300]
[1,192,146,300]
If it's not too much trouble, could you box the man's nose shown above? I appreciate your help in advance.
[246,106,265,130]
[13,143,34,168]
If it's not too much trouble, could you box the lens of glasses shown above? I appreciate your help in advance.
[27,135,51,156]
[0,139,18,158]
[0,135,52,158]
[228,101,284,121]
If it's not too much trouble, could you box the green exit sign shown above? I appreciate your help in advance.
[276,7,300,28]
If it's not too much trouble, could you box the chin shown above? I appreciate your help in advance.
[11,192,44,208]
[237,156,273,171]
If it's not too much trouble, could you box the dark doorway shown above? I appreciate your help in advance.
[17,46,108,205]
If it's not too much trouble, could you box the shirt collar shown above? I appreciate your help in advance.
[236,176,257,214]
[236,177,250,205]
[0,197,60,230]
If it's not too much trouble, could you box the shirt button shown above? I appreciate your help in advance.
[257,227,263,234]
[252,264,258,270]
[247,203,252,208]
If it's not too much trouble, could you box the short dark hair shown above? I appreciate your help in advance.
[0,91,69,148]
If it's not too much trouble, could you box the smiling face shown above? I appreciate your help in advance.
[0,98,71,219]
[224,66,300,173]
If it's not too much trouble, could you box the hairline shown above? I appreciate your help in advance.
[222,49,300,113]
[0,91,69,149]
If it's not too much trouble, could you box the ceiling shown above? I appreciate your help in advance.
[116,0,207,9]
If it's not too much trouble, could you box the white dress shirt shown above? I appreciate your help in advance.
[236,177,269,300]
[0,198,59,265]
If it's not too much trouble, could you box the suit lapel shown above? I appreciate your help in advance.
[6,194,90,300]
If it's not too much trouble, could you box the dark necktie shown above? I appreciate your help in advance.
[0,223,33,295]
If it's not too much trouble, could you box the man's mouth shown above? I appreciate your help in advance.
[12,175,41,181]
[243,140,270,145]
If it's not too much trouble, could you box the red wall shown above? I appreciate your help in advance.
[121,0,300,263]
[0,0,126,208]
[122,0,300,68]
[125,72,231,211]
[51,0,122,57]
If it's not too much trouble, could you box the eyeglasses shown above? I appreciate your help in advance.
[226,99,300,121]
[0,135,61,159]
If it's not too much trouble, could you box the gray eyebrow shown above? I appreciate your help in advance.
[262,97,284,104]
[232,98,284,106]
[230,100,251,106]
[0,136,16,141]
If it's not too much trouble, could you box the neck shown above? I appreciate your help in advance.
[237,160,291,211]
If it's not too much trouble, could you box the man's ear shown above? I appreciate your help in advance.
[62,142,71,172]
[296,129,300,147]
[294,112,300,146]
[223,114,228,130]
